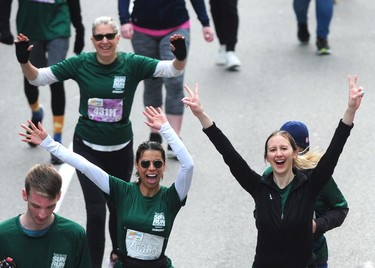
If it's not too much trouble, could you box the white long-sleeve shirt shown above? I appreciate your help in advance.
[40,122,194,201]
[30,60,182,86]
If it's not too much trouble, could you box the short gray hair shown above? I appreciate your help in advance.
[92,16,119,35]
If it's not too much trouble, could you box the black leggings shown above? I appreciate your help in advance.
[24,77,65,116]
[73,135,134,268]
[209,0,239,51]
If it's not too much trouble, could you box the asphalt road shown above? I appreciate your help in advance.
[1,0,375,267]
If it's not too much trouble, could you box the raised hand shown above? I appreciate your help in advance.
[182,83,204,116]
[182,83,213,129]
[170,34,186,61]
[14,33,33,63]
[143,106,168,130]
[347,75,365,112]
[342,74,365,126]
[19,120,48,145]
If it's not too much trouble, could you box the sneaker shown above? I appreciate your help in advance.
[316,37,331,55]
[28,107,44,147]
[0,30,14,45]
[149,133,162,144]
[50,153,63,165]
[215,45,226,65]
[225,51,241,71]
[297,23,310,44]
[167,144,178,160]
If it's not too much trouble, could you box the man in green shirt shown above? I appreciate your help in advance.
[0,164,92,267]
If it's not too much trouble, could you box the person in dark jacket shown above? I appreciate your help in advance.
[181,76,364,268]
[264,121,349,268]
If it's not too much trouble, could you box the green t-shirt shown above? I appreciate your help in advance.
[0,214,91,267]
[109,176,185,267]
[16,0,71,41]
[51,52,159,145]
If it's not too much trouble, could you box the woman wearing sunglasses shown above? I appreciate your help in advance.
[20,106,194,268]
[14,16,188,268]
[181,76,364,268]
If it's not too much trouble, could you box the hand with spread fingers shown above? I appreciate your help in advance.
[143,106,168,130]
[19,120,47,145]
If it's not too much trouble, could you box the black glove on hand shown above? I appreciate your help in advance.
[171,38,187,61]
[74,25,84,54]
[15,39,30,63]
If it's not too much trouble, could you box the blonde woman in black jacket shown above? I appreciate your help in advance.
[182,76,364,268]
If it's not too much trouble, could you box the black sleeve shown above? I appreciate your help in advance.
[310,120,353,195]
[315,207,349,234]
[67,0,84,31]
[203,122,261,195]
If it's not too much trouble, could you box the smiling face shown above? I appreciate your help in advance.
[136,150,166,196]
[91,23,120,64]
[264,132,298,176]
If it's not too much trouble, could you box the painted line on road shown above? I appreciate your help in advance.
[54,142,75,212]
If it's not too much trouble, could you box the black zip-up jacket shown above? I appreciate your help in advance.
[203,120,352,268]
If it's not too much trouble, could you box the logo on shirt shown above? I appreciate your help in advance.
[152,212,165,231]
[50,253,67,268]
[112,76,126,93]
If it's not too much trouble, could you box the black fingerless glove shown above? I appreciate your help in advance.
[15,40,30,63]
[74,24,85,55]
[171,38,187,61]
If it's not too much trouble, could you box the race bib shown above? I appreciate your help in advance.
[87,98,123,122]
[125,229,164,260]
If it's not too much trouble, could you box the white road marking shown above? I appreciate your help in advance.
[54,143,75,212]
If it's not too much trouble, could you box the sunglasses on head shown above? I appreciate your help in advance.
[93,33,117,41]
[140,160,163,169]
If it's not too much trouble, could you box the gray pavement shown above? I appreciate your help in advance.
[1,0,375,267]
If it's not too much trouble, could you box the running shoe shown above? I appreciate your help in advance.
[28,107,44,147]
[167,144,178,160]
[316,37,331,55]
[225,51,241,71]
[149,132,162,144]
[297,23,310,44]
[50,154,63,165]
[215,45,226,65]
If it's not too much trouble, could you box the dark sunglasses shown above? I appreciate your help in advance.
[140,160,163,169]
[93,33,117,41]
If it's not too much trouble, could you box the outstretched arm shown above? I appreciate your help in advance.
[14,33,59,86]
[19,120,111,194]
[182,83,214,129]
[143,107,194,201]
[342,75,365,126]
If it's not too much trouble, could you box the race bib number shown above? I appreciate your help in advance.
[87,98,123,122]
[125,229,164,260]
